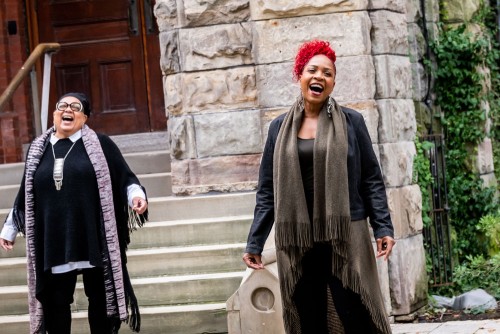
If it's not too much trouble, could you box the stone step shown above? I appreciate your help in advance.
[0,185,19,209]
[130,215,251,249]
[123,150,171,174]
[148,192,256,222]
[0,215,251,259]
[138,172,172,198]
[0,163,23,187]
[0,171,172,210]
[0,271,244,316]
[0,150,170,188]
[0,191,255,223]
[0,185,255,223]
[0,302,228,334]
[110,131,169,155]
[0,243,247,286]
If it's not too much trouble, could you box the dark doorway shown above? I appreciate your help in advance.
[30,0,166,135]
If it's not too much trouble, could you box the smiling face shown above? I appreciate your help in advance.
[53,95,88,138]
[299,54,336,111]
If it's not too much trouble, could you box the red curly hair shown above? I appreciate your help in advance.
[293,40,336,81]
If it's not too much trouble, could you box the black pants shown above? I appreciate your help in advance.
[40,267,112,334]
[292,244,375,334]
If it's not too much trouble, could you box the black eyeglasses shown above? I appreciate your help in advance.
[56,101,83,112]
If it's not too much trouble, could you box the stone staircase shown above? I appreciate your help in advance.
[0,133,254,333]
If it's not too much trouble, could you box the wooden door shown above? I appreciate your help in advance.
[33,0,165,135]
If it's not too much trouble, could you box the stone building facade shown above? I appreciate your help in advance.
[154,0,431,317]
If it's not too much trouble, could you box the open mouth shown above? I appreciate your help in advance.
[62,115,74,122]
[309,83,324,94]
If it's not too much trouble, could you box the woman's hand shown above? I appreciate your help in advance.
[243,252,264,270]
[376,236,396,261]
[0,238,15,251]
[132,197,148,215]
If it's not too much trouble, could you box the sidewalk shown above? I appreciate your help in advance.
[391,319,500,333]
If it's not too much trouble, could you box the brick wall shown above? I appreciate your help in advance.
[0,0,33,163]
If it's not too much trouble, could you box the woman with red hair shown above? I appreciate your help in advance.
[243,40,395,333]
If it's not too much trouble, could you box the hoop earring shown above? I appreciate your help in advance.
[327,96,333,118]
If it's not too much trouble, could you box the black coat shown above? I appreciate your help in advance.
[246,106,394,254]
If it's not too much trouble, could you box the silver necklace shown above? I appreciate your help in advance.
[52,139,77,191]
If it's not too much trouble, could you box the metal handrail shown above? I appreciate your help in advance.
[0,43,60,130]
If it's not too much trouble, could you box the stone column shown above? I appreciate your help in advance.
[155,0,260,195]
[369,0,428,316]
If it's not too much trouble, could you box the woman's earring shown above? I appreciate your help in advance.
[327,96,333,118]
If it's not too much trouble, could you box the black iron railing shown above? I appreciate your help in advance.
[422,134,454,287]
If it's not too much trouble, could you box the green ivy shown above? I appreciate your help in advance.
[453,254,500,299]
[430,11,499,263]
[477,209,500,256]
[412,138,434,227]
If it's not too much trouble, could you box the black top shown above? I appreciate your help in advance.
[298,138,314,222]
[34,138,103,271]
[246,107,394,254]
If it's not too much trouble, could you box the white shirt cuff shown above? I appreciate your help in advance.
[0,210,18,242]
[127,184,146,207]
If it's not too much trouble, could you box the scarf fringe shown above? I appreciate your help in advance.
[127,206,147,233]
[275,220,312,249]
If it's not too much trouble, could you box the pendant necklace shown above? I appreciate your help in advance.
[52,139,77,191]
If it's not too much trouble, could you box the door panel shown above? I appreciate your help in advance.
[36,0,165,134]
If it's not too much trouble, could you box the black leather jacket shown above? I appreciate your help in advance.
[246,106,394,254]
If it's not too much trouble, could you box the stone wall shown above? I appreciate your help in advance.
[155,0,428,317]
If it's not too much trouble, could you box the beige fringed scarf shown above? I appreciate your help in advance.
[274,96,391,334]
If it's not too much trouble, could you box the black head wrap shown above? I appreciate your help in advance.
[58,92,91,118]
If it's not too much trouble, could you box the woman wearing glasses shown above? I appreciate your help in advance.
[0,92,148,334]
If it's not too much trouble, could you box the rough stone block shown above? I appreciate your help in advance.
[441,0,481,23]
[164,73,182,115]
[411,62,428,102]
[386,185,423,239]
[377,99,416,143]
[253,12,372,64]
[407,23,425,63]
[194,109,263,158]
[370,11,409,55]
[413,101,432,136]
[406,0,440,24]
[343,100,379,144]
[250,0,368,20]
[168,115,196,159]
[369,0,406,12]
[389,234,428,315]
[379,141,416,187]
[255,62,297,108]
[154,0,179,31]
[179,23,253,71]
[182,0,250,27]
[335,56,376,101]
[183,67,257,113]
[374,55,412,99]
[159,31,180,75]
[480,172,498,189]
[476,137,494,175]
[171,155,260,195]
